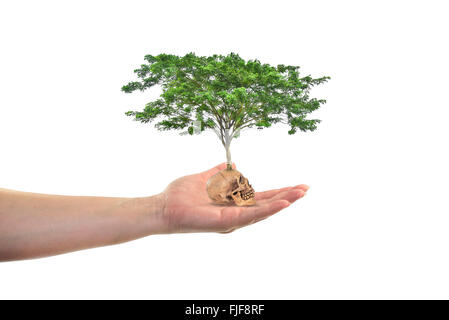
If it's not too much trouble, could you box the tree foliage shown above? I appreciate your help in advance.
[122,52,330,166]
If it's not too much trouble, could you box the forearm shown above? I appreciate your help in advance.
[0,188,166,261]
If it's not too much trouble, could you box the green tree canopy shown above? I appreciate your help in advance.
[122,52,330,168]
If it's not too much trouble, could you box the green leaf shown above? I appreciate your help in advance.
[122,52,330,141]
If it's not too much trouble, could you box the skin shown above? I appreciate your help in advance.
[0,163,308,262]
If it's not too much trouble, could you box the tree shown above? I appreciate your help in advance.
[122,52,330,170]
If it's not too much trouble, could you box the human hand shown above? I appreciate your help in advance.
[0,163,308,261]
[159,163,309,234]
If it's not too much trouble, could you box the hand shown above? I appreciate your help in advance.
[159,163,309,234]
[0,163,308,261]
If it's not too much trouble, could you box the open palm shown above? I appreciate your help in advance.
[160,163,309,234]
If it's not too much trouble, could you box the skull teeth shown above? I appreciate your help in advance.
[240,190,254,201]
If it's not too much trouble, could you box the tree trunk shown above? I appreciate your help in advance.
[224,129,232,170]
[225,145,232,170]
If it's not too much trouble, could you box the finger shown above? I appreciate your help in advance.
[251,188,308,224]
[265,188,307,202]
[293,184,310,192]
[255,184,309,201]
[265,188,306,204]
[218,227,237,234]
[255,187,293,200]
[255,186,299,201]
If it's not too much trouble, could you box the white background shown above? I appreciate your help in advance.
[1,0,448,299]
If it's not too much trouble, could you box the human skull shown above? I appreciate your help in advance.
[206,169,256,206]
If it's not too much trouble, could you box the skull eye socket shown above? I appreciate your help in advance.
[239,175,243,184]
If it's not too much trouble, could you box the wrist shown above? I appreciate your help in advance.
[131,192,168,236]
